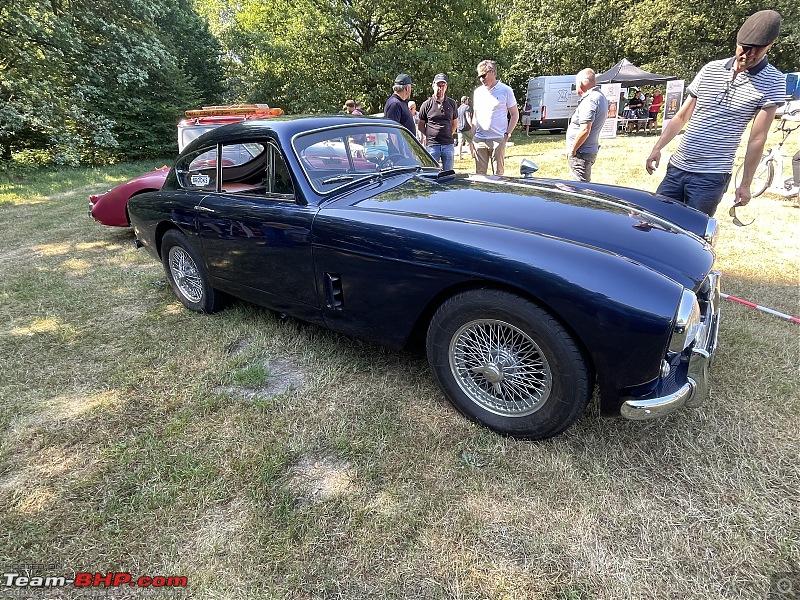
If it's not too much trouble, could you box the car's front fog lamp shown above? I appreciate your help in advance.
[669,289,701,352]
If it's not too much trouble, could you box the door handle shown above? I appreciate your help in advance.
[194,205,215,213]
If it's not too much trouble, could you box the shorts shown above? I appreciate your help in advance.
[521,115,531,126]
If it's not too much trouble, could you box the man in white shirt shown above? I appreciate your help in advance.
[472,60,519,175]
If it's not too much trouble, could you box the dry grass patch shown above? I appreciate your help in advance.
[288,453,356,505]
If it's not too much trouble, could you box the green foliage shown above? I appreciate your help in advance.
[497,0,799,95]
[203,0,501,114]
[0,0,223,165]
[1,0,797,164]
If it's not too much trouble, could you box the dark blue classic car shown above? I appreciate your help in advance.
[128,115,721,440]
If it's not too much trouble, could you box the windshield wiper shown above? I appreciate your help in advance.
[321,174,356,185]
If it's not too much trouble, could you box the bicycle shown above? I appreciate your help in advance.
[734,112,800,199]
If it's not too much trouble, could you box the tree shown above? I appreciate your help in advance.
[202,0,501,115]
[0,0,223,165]
[495,0,798,93]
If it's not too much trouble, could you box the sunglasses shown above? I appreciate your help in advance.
[477,70,493,81]
[729,204,755,227]
[738,43,765,55]
[714,78,748,105]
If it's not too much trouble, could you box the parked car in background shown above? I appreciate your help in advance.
[88,105,283,227]
[128,115,721,440]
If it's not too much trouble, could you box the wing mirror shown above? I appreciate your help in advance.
[520,159,539,179]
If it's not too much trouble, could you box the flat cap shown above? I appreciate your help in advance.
[737,10,781,46]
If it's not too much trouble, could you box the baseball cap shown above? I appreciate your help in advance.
[433,73,448,84]
[394,73,415,87]
[737,10,781,46]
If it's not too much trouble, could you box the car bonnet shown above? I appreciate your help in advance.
[352,174,715,291]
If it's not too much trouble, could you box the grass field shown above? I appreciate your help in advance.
[0,126,798,600]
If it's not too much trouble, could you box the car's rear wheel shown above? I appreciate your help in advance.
[161,230,227,313]
[426,289,590,440]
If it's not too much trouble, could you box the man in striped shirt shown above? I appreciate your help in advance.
[645,10,785,217]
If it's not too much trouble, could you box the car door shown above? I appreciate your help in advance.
[195,139,320,314]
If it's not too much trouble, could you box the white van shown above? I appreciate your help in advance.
[526,76,579,133]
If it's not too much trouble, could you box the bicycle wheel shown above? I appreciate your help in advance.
[735,157,773,197]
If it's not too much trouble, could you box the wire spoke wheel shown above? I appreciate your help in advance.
[427,289,590,439]
[160,230,226,313]
[449,319,553,417]
[168,246,203,304]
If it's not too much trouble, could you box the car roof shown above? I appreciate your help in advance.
[180,114,402,155]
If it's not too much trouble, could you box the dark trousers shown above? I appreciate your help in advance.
[656,164,731,217]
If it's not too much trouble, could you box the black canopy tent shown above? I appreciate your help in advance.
[595,58,676,87]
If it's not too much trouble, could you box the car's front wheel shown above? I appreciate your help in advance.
[161,230,227,313]
[426,290,590,440]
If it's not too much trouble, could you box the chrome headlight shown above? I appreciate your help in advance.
[669,289,702,352]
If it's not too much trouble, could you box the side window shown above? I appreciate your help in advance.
[218,142,266,194]
[270,147,294,196]
[175,146,218,191]
[216,140,294,199]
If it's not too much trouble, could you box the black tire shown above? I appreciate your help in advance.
[735,157,773,197]
[161,230,227,313]
[426,289,590,440]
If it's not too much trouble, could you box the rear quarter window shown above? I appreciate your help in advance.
[175,146,219,191]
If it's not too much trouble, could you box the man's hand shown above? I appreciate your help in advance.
[644,96,695,176]
[734,184,752,207]
[645,149,661,174]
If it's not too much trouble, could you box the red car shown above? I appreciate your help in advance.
[89,105,283,227]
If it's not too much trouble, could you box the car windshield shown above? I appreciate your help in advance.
[293,124,438,194]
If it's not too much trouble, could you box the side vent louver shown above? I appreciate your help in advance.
[325,273,344,310]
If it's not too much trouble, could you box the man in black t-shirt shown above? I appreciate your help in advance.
[417,73,458,171]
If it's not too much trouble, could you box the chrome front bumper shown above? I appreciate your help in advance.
[621,271,721,420]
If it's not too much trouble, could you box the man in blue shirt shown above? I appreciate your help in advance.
[384,74,416,134]
[565,68,608,182]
